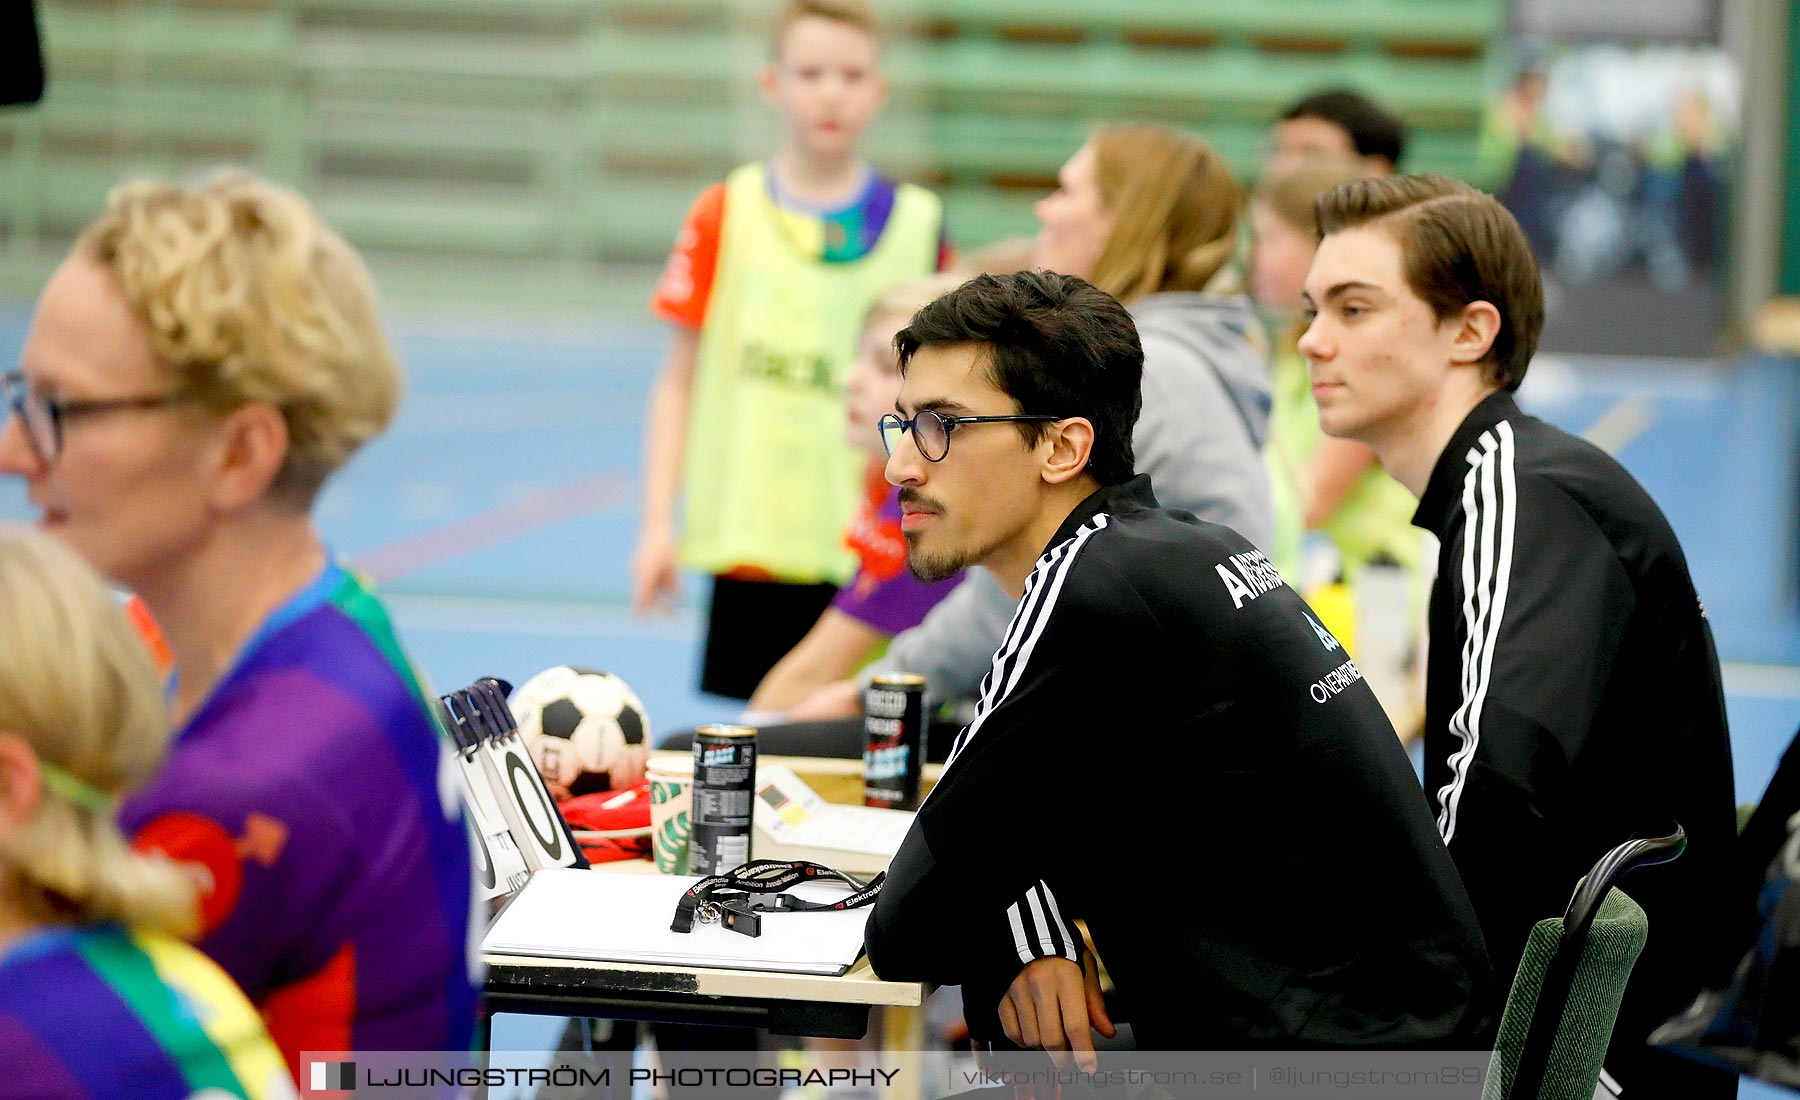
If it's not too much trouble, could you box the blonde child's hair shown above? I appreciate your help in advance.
[1253,161,1367,235]
[955,238,1036,278]
[0,532,196,936]
[1088,124,1245,304]
[78,171,402,508]
[863,273,968,339]
[772,0,879,55]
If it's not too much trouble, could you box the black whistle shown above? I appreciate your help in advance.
[720,902,762,938]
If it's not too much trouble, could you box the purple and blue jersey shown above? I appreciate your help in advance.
[120,560,477,1078]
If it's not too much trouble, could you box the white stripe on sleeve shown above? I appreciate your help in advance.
[1435,422,1517,843]
[1007,881,1079,964]
[938,514,1109,774]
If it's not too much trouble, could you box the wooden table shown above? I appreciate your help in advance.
[484,949,920,1040]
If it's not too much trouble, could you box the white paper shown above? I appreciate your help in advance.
[482,867,872,976]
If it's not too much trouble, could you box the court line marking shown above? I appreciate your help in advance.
[1722,662,1800,699]
[383,591,699,641]
[355,470,631,583]
[1579,395,1657,455]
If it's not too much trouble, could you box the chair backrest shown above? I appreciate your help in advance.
[1482,887,1648,1100]
[1483,826,1687,1100]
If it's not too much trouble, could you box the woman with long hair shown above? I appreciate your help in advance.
[1033,123,1273,547]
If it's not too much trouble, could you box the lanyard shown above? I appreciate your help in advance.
[670,860,884,938]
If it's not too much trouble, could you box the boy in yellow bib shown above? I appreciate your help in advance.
[635,0,948,700]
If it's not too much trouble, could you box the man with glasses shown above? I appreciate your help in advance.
[863,271,1493,1060]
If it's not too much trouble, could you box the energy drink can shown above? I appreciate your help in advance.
[864,674,927,810]
[690,724,756,874]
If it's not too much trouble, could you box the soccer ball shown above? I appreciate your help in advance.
[511,666,651,797]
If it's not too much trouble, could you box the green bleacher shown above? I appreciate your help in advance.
[0,0,1503,309]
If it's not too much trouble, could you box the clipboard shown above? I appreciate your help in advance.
[483,867,872,976]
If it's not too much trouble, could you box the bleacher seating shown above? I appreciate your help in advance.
[0,0,1504,306]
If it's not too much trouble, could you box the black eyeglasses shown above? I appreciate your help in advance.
[878,409,1067,463]
[2,370,195,464]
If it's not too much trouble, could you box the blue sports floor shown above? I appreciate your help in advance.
[1,307,1797,1094]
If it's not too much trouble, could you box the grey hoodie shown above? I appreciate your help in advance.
[864,290,1274,702]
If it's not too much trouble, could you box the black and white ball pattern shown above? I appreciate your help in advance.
[512,665,651,796]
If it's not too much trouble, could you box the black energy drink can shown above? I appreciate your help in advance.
[864,674,927,810]
[690,724,756,875]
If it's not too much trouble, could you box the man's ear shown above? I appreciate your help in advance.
[206,401,290,513]
[757,63,781,108]
[1448,300,1503,367]
[1041,418,1095,485]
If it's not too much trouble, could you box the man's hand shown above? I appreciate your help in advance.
[997,955,1114,1074]
[784,678,863,721]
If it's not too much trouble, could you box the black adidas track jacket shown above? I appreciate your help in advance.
[866,476,1493,1050]
[1415,391,1737,1099]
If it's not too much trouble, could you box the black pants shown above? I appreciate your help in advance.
[698,576,837,700]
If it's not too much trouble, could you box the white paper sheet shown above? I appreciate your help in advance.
[482,867,871,976]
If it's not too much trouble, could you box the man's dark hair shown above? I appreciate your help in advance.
[1282,88,1408,168]
[1315,175,1544,391]
[895,271,1143,485]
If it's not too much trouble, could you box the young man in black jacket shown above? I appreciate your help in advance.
[1300,176,1738,1099]
[863,270,1493,1062]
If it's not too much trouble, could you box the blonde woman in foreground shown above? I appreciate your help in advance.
[0,531,296,1099]
[0,173,476,1076]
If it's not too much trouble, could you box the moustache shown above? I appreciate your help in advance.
[897,489,943,515]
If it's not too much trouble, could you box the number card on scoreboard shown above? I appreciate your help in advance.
[438,698,530,902]
[443,680,585,875]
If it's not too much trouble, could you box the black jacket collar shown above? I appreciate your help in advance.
[1413,390,1522,535]
[1043,473,1158,555]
